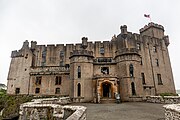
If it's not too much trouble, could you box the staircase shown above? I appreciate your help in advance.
[100,98,116,104]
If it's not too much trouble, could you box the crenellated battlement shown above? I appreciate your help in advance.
[139,22,164,33]
[70,50,93,58]
[11,50,24,58]
[139,22,165,39]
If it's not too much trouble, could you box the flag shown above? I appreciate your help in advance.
[144,14,150,18]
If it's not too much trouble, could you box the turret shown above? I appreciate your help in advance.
[70,37,94,102]
[81,37,88,49]
[22,40,29,49]
[31,41,37,51]
[120,25,128,36]
[139,22,164,39]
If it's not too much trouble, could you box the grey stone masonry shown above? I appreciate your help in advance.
[146,96,180,104]
[19,97,87,120]
[163,104,180,120]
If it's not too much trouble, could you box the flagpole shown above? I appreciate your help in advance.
[150,17,152,22]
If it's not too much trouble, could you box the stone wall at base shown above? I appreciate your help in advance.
[146,96,180,104]
[19,97,87,120]
[163,104,180,120]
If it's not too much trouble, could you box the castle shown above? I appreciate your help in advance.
[7,23,176,102]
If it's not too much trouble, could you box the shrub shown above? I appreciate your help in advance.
[159,93,178,98]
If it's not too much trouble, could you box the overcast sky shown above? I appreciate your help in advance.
[0,0,180,89]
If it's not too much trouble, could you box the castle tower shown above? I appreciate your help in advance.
[7,40,33,94]
[115,26,143,101]
[139,23,176,95]
[69,37,94,102]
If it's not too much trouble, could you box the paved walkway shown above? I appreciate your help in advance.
[77,102,165,120]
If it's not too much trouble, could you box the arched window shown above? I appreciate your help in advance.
[129,64,134,77]
[77,83,81,97]
[131,82,136,95]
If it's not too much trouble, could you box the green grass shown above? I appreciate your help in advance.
[0,89,33,119]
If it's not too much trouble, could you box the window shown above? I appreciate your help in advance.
[129,64,134,77]
[35,76,42,85]
[156,59,159,66]
[60,51,64,57]
[131,82,136,95]
[15,88,20,94]
[65,64,70,69]
[101,67,109,74]
[55,88,60,94]
[141,73,146,85]
[140,57,143,65]
[25,54,28,59]
[42,48,46,66]
[42,50,46,58]
[153,46,157,52]
[78,66,81,78]
[60,61,64,66]
[35,88,40,94]
[55,76,62,85]
[77,83,81,97]
[157,74,163,85]
[100,47,104,54]
[136,43,141,50]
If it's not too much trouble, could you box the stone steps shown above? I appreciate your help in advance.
[100,98,116,104]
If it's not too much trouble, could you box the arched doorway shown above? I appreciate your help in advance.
[102,82,112,98]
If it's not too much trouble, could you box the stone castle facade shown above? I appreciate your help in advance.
[7,22,176,102]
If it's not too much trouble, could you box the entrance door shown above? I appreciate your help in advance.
[102,82,111,98]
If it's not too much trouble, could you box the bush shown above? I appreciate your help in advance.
[0,94,33,119]
[159,93,178,98]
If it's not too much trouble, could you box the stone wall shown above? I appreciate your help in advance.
[146,96,180,104]
[163,104,180,120]
[19,97,87,120]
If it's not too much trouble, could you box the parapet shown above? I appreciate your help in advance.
[139,22,165,39]
[70,50,93,58]
[139,22,164,33]
[11,50,24,58]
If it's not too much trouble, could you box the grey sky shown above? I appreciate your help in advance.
[1,0,180,89]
